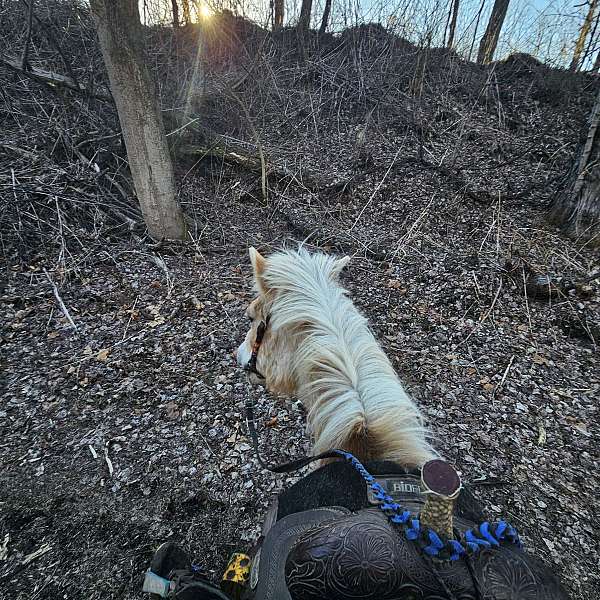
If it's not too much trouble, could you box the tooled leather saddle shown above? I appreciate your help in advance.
[245,460,569,600]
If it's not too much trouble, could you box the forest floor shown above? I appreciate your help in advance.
[1,12,599,600]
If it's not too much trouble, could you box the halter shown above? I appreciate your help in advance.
[243,317,270,379]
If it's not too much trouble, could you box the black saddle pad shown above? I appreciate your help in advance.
[276,459,485,523]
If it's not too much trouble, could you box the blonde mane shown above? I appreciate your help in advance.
[261,248,436,467]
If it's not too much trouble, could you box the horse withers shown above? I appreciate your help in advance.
[235,247,569,600]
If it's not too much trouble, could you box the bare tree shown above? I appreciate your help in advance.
[468,0,486,61]
[581,5,600,67]
[181,0,192,25]
[274,0,284,28]
[446,0,460,49]
[477,0,510,64]
[90,0,187,240]
[298,0,313,35]
[319,0,332,35]
[171,0,180,28]
[20,0,34,69]
[551,89,600,241]
[571,0,599,71]
[594,46,600,71]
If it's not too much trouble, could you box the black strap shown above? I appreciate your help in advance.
[464,554,486,600]
[169,570,231,600]
[245,398,340,473]
[243,318,270,379]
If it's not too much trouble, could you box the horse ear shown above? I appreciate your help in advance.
[331,255,350,279]
[249,247,269,293]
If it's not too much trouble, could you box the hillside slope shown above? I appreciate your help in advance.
[1,5,599,599]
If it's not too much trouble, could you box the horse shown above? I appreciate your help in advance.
[236,246,569,600]
[236,246,436,467]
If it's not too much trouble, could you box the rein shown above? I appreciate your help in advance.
[245,397,340,473]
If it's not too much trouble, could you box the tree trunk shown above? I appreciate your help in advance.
[274,0,284,28]
[181,0,192,25]
[594,46,600,72]
[298,0,313,35]
[477,0,510,64]
[446,0,460,49]
[20,0,34,69]
[90,0,187,240]
[468,0,486,61]
[581,5,600,69]
[171,0,180,28]
[570,0,599,71]
[551,88,600,240]
[319,0,332,35]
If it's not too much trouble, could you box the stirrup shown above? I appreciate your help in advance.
[142,542,229,600]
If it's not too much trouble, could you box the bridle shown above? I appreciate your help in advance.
[243,316,270,380]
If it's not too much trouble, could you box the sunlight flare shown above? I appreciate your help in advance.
[197,3,212,20]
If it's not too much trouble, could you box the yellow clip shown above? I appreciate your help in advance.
[221,553,251,599]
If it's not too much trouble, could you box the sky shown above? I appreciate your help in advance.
[142,0,594,68]
[318,0,592,66]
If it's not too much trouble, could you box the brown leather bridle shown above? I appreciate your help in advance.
[243,317,270,380]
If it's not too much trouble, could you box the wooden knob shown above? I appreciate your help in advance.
[421,459,461,498]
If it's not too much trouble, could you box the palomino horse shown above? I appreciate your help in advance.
[237,247,435,467]
[237,247,569,600]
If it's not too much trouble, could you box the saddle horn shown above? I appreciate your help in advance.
[419,459,462,539]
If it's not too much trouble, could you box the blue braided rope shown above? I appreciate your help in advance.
[332,449,522,561]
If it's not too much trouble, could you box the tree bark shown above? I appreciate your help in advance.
[570,0,599,71]
[551,88,600,240]
[274,0,284,28]
[181,0,192,25]
[20,0,35,70]
[319,0,332,35]
[594,46,600,72]
[581,5,600,69]
[171,0,180,28]
[446,0,460,49]
[90,0,187,240]
[468,0,486,61]
[477,0,510,64]
[298,0,313,35]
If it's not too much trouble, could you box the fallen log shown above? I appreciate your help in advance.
[0,56,112,102]
[177,143,352,193]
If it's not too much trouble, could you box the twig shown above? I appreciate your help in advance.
[150,254,174,297]
[166,117,200,138]
[522,269,534,337]
[178,142,348,193]
[459,278,503,346]
[104,442,114,477]
[22,543,51,566]
[43,268,78,332]
[29,7,79,86]
[494,354,515,397]
[479,278,503,324]
[227,90,268,202]
[122,296,139,341]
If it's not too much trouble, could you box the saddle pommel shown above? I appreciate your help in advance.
[420,459,462,539]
